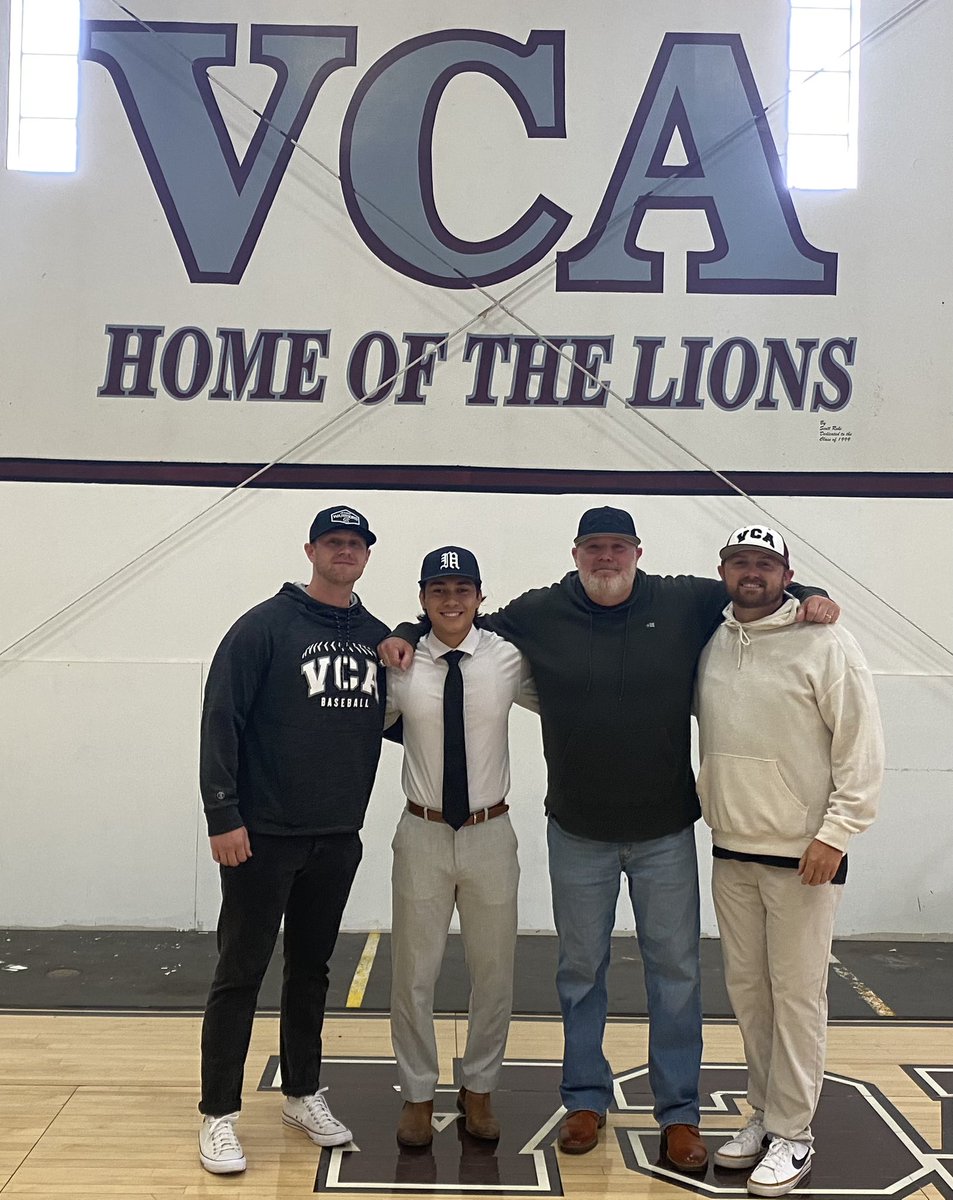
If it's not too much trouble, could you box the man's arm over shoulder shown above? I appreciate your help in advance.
[391,589,543,644]
[200,609,274,837]
[476,585,560,652]
[813,633,884,852]
[679,574,732,635]
[684,569,838,629]
[788,581,839,624]
[384,618,427,663]
[381,585,551,667]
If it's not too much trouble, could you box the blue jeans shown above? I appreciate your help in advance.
[547,817,702,1128]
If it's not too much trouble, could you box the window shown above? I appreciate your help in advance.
[7,0,80,172]
[787,0,860,189]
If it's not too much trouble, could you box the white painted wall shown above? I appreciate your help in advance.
[1,483,949,933]
[1,0,951,933]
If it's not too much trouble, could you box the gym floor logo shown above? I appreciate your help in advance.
[258,1057,953,1196]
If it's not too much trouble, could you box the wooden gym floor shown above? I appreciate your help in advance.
[3,932,953,1198]
[4,1012,953,1199]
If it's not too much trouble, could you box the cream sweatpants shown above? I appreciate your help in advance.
[712,857,842,1145]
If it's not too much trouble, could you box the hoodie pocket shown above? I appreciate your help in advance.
[696,753,809,840]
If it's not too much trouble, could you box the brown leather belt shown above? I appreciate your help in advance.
[406,800,509,827]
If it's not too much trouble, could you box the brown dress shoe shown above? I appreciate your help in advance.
[557,1109,606,1154]
[456,1088,501,1140]
[397,1100,434,1146]
[662,1123,708,1171]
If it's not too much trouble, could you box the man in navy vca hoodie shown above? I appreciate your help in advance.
[197,505,388,1175]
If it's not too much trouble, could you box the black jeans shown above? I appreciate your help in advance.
[199,830,363,1116]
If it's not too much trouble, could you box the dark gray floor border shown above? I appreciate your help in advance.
[3,1008,952,1029]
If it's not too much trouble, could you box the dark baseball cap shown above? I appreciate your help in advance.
[574,506,640,546]
[419,546,482,589]
[308,506,376,546]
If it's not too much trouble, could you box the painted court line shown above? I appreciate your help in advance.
[346,931,380,1008]
[830,953,896,1017]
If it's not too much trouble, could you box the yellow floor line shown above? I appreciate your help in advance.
[345,931,381,1009]
[829,954,896,1017]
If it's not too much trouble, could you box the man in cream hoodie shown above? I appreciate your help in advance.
[695,525,883,1198]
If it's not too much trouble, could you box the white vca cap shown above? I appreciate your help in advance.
[719,525,790,565]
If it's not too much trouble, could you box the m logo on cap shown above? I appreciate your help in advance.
[418,545,482,588]
[330,508,360,526]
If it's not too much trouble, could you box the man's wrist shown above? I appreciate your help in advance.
[390,619,426,646]
[205,804,243,837]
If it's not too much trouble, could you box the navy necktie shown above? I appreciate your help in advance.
[441,650,470,830]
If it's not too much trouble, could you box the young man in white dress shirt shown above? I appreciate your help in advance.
[385,546,538,1148]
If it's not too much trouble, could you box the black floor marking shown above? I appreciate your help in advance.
[255,1051,953,1197]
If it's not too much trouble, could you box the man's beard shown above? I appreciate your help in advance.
[729,579,785,610]
[579,563,636,605]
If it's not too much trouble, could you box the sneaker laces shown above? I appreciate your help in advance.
[301,1087,334,1123]
[206,1115,242,1155]
[760,1137,804,1172]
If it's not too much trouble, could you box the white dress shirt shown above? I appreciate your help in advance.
[385,625,538,812]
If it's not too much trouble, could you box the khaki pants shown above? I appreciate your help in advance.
[712,857,842,1145]
[390,809,519,1102]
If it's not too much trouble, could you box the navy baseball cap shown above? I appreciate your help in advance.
[419,546,482,588]
[308,506,376,546]
[574,506,640,546]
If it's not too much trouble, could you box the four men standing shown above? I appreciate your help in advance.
[196,502,875,1192]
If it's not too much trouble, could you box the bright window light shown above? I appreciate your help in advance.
[7,0,81,172]
[786,0,860,190]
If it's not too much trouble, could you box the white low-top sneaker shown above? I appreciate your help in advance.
[747,1136,813,1197]
[282,1087,353,1146]
[199,1112,246,1174]
[714,1114,767,1169]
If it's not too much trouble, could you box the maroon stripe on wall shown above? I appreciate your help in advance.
[0,458,951,498]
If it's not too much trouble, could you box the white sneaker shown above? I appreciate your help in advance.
[198,1112,246,1174]
[282,1087,353,1146]
[747,1136,813,1196]
[714,1113,767,1169]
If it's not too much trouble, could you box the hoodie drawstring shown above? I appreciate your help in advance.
[736,625,751,669]
[333,603,352,643]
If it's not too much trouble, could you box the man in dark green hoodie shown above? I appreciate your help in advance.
[382,506,838,1172]
[197,505,389,1175]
